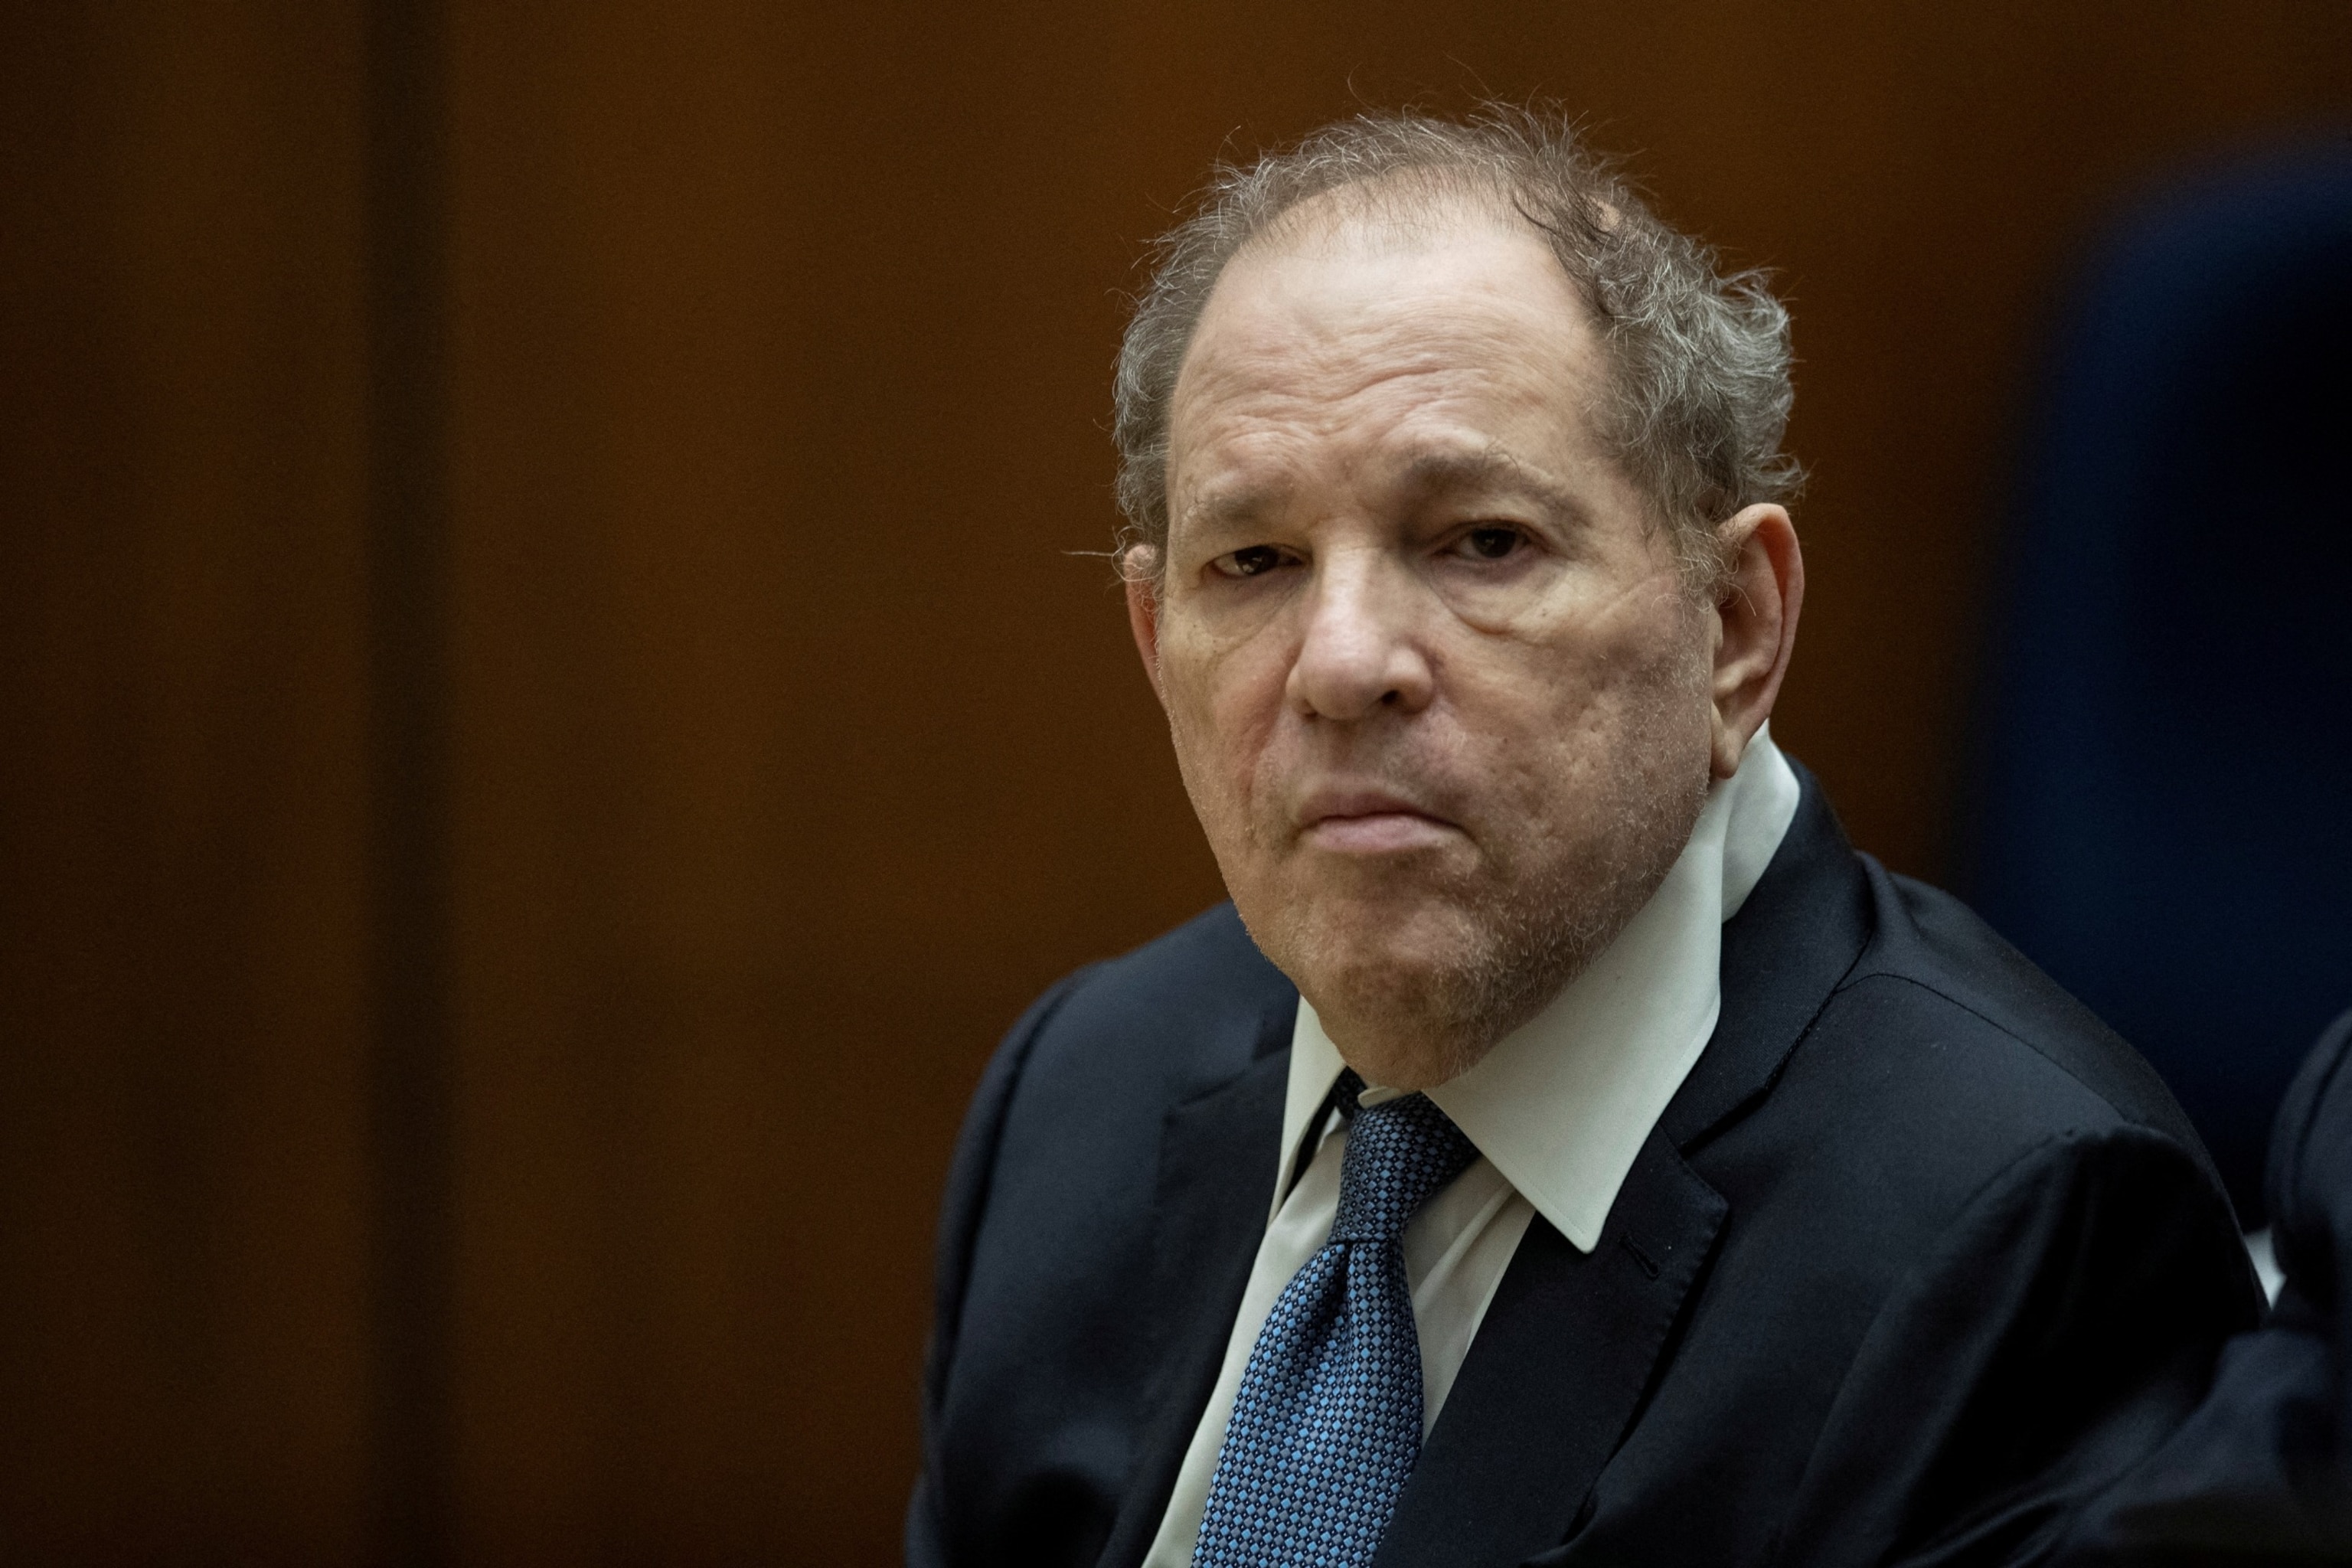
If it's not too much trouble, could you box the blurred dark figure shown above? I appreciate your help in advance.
[2061,1007,2352,1563]
[1967,144,2352,1227]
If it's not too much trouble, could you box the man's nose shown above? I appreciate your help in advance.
[1285,550,1436,720]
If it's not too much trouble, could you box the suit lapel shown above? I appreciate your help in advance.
[1662,762,1873,1149]
[1372,1125,1730,1567]
[1097,1007,1294,1568]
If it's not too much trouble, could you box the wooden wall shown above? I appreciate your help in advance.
[1,4,373,1560]
[5,3,2347,1562]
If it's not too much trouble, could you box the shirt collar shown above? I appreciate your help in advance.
[1275,725,1802,1250]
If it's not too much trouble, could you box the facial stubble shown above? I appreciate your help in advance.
[1221,643,1714,1089]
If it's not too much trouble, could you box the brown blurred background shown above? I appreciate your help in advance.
[3,2,2347,1563]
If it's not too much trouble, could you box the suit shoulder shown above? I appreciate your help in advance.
[1700,861,2238,1334]
[1078,900,1289,1014]
[945,903,1294,1327]
[1811,857,2213,1171]
[1001,902,1296,1121]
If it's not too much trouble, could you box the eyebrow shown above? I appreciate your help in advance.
[1175,442,1592,539]
[1390,446,1589,525]
[1179,483,1282,534]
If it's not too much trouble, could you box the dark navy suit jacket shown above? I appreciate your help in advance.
[909,769,2262,1567]
[2060,1008,2352,1563]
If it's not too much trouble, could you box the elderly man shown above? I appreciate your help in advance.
[908,110,2259,1568]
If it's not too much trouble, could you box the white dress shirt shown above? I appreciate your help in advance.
[1142,727,1802,1568]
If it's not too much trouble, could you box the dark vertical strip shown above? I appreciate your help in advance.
[363,0,452,1564]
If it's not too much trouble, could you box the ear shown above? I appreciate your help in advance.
[1123,545,1167,706]
[1707,504,1804,779]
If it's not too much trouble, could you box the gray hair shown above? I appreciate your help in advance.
[1112,106,1802,589]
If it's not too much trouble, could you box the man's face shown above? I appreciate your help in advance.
[1137,199,1719,1089]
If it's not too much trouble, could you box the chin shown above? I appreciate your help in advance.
[1240,890,1515,1088]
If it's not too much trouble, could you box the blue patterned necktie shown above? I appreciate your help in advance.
[1192,1069,1480,1568]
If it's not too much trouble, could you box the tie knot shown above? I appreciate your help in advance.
[1328,1070,1480,1244]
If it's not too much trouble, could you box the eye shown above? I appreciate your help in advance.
[1211,544,1295,578]
[1453,525,1527,561]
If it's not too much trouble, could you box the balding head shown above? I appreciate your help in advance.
[1115,106,1801,596]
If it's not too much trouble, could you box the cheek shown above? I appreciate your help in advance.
[1452,590,1708,774]
[1535,571,1704,684]
[1158,619,1292,808]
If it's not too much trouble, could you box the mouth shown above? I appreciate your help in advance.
[1296,786,1463,854]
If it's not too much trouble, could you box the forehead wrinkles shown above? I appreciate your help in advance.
[1170,365,1498,537]
[1172,206,1592,419]
[1181,430,1584,541]
[1176,341,1501,458]
[1195,230,1578,367]
[1168,264,1599,527]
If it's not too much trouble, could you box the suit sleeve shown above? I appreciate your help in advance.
[2051,1008,2352,1564]
[904,969,1092,1568]
[1775,1123,2262,1568]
